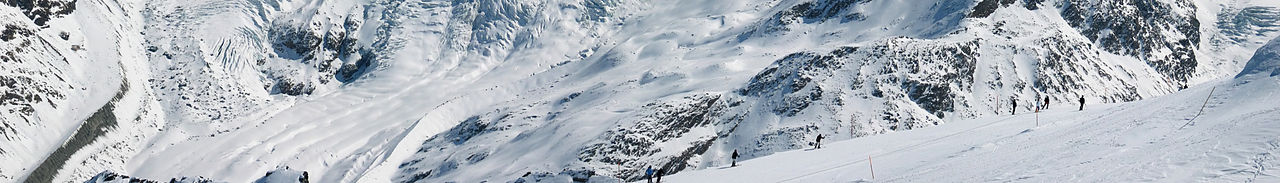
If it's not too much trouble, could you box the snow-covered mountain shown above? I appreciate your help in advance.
[2,0,1279,182]
[669,32,1280,182]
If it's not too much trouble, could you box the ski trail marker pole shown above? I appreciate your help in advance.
[1182,86,1213,129]
[868,155,875,179]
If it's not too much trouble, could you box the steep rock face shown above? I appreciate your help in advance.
[969,0,1015,18]
[0,0,76,26]
[739,49,849,117]
[266,13,371,93]
[741,0,873,39]
[1060,0,1201,88]
[576,94,743,181]
[1031,35,1145,102]
[0,3,80,182]
[0,13,68,132]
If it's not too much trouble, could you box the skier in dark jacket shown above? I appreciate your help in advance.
[1078,97,1085,111]
[731,150,739,167]
[646,166,654,183]
[815,134,825,149]
[1011,97,1017,115]
[1043,96,1050,109]
[656,168,664,183]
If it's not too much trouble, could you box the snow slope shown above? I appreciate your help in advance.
[667,35,1280,182]
[386,0,1280,182]
[3,0,1280,182]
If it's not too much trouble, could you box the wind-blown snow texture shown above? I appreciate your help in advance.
[1,0,1279,182]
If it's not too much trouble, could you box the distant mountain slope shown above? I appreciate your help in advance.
[389,0,1280,182]
[668,34,1280,182]
[1,0,1279,182]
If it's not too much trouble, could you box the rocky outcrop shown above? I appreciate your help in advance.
[740,0,873,39]
[1060,0,1201,88]
[0,0,75,26]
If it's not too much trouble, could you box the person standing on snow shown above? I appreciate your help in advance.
[656,168,664,183]
[646,166,654,183]
[815,134,825,149]
[1011,97,1018,115]
[731,150,739,167]
[1078,96,1085,111]
[1043,96,1050,109]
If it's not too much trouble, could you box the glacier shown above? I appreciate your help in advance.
[1,0,1279,182]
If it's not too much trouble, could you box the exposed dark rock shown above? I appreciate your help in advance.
[335,49,375,83]
[577,93,740,181]
[1,24,34,41]
[269,77,315,96]
[1,0,76,26]
[268,17,370,86]
[1024,0,1045,10]
[560,169,593,182]
[445,116,489,145]
[578,0,623,23]
[902,80,954,118]
[1033,36,1142,102]
[739,48,851,117]
[969,0,1016,18]
[1060,0,1200,88]
[740,0,873,39]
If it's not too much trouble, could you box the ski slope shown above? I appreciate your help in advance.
[667,41,1280,182]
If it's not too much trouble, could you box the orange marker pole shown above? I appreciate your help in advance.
[868,155,876,179]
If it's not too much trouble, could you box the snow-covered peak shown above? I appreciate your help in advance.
[665,32,1280,183]
[1238,36,1280,78]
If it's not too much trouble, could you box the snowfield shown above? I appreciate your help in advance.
[2,0,1280,182]
[669,36,1280,182]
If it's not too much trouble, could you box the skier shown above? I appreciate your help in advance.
[646,166,654,183]
[1011,97,1017,115]
[1043,96,1050,109]
[815,134,825,149]
[731,149,739,167]
[1078,96,1085,111]
[655,168,664,183]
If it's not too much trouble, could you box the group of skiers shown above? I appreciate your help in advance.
[644,166,664,183]
[1011,95,1086,115]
